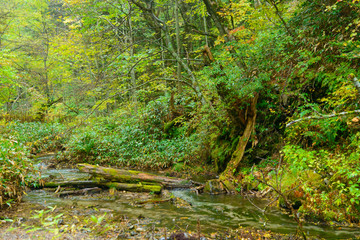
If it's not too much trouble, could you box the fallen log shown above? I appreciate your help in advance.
[40,180,162,193]
[43,180,101,188]
[103,182,162,193]
[77,163,197,189]
[55,187,102,197]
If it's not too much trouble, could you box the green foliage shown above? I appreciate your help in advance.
[284,144,360,222]
[0,0,359,227]
[0,121,67,153]
[0,50,18,108]
[0,137,35,208]
[60,99,202,169]
[286,117,349,148]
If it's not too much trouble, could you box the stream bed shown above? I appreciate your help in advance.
[24,156,360,239]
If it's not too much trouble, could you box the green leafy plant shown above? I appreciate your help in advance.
[0,137,35,208]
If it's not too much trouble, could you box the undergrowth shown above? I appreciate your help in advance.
[0,137,35,209]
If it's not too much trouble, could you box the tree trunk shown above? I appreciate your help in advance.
[128,5,138,114]
[175,0,182,92]
[222,95,258,178]
[217,95,258,192]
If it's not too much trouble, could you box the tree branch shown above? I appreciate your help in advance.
[286,110,360,128]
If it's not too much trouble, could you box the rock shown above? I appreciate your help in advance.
[57,219,64,226]
[170,232,196,240]
[144,203,154,209]
[204,179,227,194]
[136,227,146,232]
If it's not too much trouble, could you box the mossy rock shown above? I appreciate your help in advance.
[204,179,227,194]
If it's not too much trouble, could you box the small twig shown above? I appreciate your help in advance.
[245,194,265,213]
[197,218,201,240]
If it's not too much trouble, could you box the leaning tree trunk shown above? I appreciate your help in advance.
[204,95,258,193]
[220,95,258,190]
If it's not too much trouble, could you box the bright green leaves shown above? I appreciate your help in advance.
[0,50,18,108]
[0,136,35,208]
[284,144,360,221]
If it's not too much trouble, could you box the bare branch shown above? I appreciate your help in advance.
[286,110,360,128]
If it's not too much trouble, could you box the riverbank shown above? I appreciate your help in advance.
[1,153,360,240]
[0,196,324,240]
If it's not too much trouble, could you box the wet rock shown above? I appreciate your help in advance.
[99,208,113,212]
[57,219,64,226]
[162,190,173,198]
[116,233,129,239]
[170,232,196,240]
[173,197,192,208]
[136,227,146,232]
[144,203,154,209]
[204,179,227,194]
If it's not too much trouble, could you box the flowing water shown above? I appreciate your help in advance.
[26,156,360,239]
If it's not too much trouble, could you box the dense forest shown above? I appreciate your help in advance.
[1,0,360,238]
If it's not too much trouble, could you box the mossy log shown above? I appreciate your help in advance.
[102,182,162,193]
[40,180,162,193]
[77,163,196,189]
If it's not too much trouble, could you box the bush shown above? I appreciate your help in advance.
[60,117,202,169]
[283,144,360,223]
[59,97,203,169]
[0,121,67,153]
[0,138,35,208]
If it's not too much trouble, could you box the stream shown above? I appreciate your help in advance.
[25,155,360,239]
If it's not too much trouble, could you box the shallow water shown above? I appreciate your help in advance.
[25,160,360,239]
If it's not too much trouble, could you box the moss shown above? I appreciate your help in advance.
[104,182,162,194]
[164,116,184,135]
[211,135,240,173]
[204,179,227,194]
[103,168,135,182]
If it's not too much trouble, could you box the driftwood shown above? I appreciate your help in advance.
[77,163,197,189]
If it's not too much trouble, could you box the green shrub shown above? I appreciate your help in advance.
[0,138,35,208]
[283,144,360,223]
[0,121,67,153]
[60,97,203,169]
[61,117,201,169]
